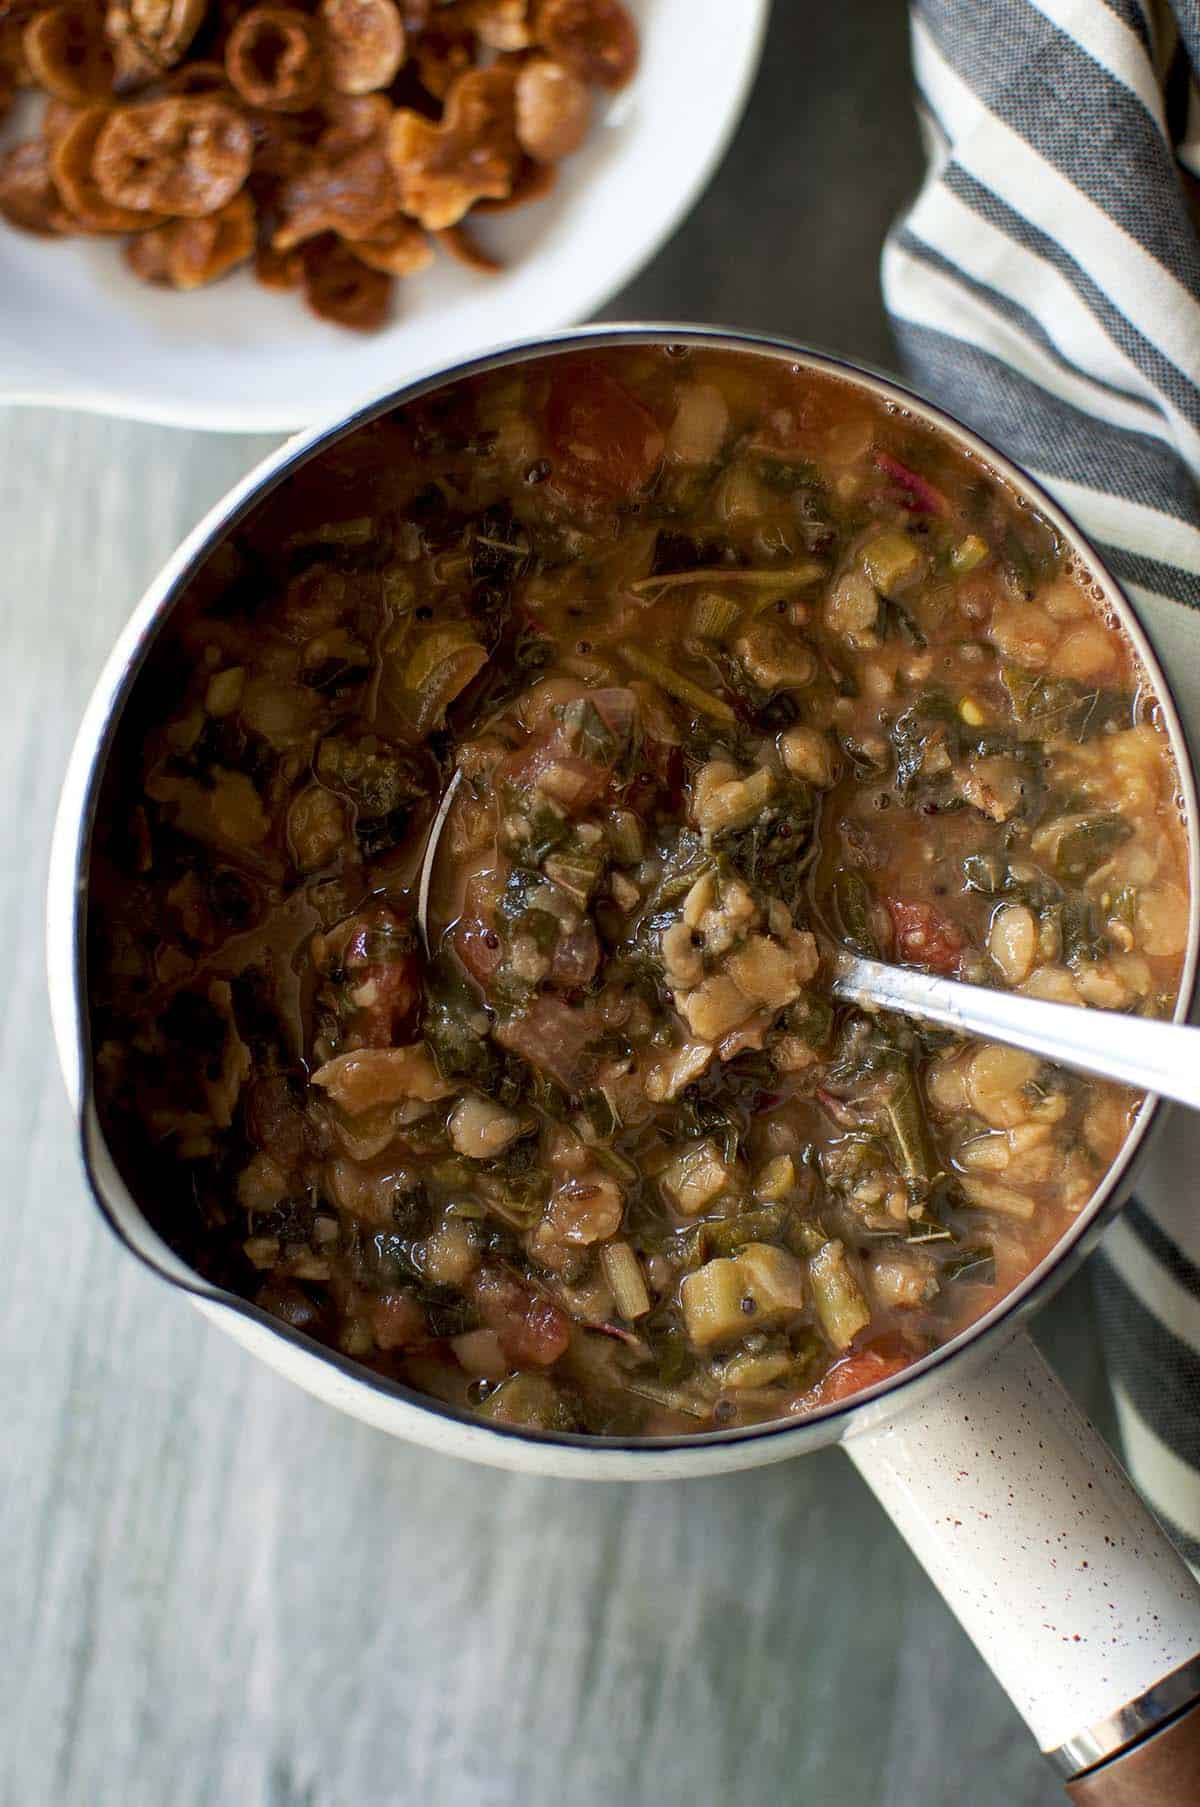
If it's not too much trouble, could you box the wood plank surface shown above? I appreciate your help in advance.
[0,5,1097,1802]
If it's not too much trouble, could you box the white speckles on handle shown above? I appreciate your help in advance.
[847,1329,1200,1755]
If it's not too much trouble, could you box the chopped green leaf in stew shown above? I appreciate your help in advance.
[89,348,1189,1435]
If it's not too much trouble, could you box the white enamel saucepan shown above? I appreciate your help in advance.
[46,328,1200,1800]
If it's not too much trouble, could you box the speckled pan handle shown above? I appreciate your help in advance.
[847,1330,1200,1790]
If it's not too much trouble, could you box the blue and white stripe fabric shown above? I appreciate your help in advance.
[887,0,1200,1563]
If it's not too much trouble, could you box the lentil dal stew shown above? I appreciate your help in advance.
[89,347,1190,1435]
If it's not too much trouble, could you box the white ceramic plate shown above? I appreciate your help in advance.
[0,1,769,432]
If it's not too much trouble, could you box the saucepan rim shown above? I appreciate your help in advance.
[52,322,1200,1461]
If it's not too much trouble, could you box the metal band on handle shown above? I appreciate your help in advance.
[1047,1653,1200,1777]
[1065,1696,1200,1803]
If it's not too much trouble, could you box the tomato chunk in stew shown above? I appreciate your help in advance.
[89,348,1189,1435]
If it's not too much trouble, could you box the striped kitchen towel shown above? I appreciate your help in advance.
[886,0,1200,1562]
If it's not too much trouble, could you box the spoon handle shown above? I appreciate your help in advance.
[833,954,1200,1111]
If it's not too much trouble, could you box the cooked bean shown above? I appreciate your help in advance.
[824,569,878,637]
[665,382,730,466]
[448,1094,524,1159]
[779,724,836,787]
[966,1045,1040,1130]
[988,903,1037,985]
[1137,883,1189,957]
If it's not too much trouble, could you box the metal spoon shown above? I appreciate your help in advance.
[418,771,1200,1110]
[832,952,1200,1110]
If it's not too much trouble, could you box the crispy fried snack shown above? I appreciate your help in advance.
[387,64,516,229]
[536,0,637,90]
[53,100,166,226]
[0,134,74,231]
[273,133,398,250]
[161,59,231,97]
[345,211,431,274]
[253,236,302,287]
[24,3,114,101]
[320,90,391,146]
[514,55,588,162]
[300,233,390,327]
[41,93,80,138]
[105,0,206,93]
[457,0,531,51]
[410,20,472,99]
[225,6,323,112]
[474,151,555,211]
[94,94,253,214]
[124,187,254,283]
[0,1,46,28]
[0,0,638,330]
[319,0,404,96]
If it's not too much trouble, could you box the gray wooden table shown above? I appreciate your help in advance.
[0,6,1111,1802]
